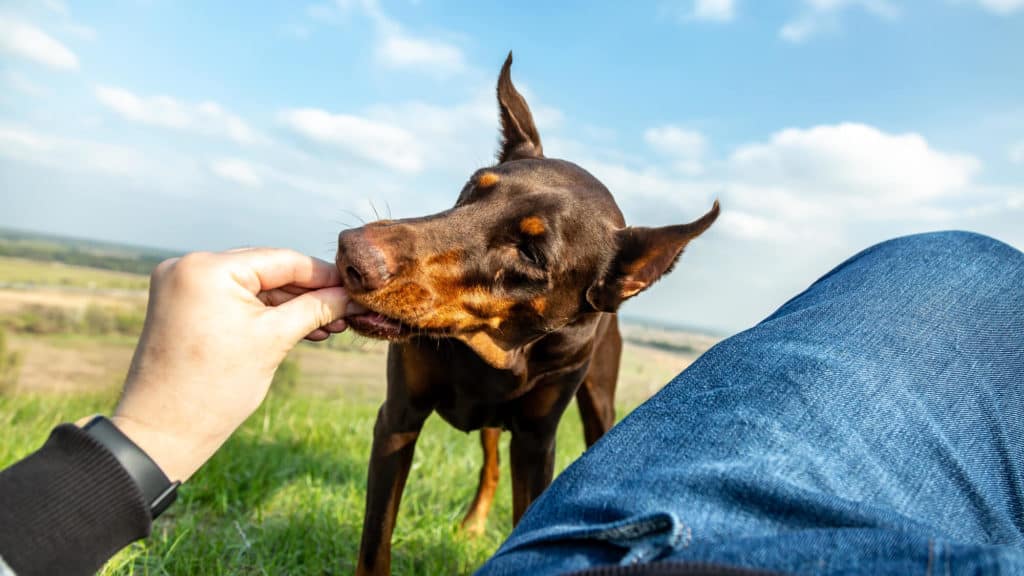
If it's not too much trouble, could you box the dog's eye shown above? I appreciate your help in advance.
[518,243,541,266]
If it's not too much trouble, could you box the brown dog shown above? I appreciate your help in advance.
[336,53,718,575]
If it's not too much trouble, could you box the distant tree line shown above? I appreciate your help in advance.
[0,230,175,276]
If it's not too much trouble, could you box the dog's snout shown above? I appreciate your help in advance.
[336,228,396,293]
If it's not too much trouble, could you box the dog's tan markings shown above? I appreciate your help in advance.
[421,251,475,318]
[619,279,646,299]
[427,250,463,268]
[463,331,520,370]
[530,297,547,315]
[477,172,501,188]
[362,282,433,322]
[519,216,545,236]
[460,288,517,327]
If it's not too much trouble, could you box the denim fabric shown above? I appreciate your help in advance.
[478,231,1024,576]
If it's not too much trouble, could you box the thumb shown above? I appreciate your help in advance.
[271,286,350,343]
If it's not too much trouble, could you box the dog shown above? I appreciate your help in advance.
[336,52,719,575]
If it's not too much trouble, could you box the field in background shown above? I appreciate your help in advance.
[0,232,719,574]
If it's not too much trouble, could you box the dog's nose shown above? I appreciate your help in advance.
[336,229,392,293]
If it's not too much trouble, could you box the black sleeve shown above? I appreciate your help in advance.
[0,424,152,576]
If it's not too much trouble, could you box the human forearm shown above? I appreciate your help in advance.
[0,425,151,576]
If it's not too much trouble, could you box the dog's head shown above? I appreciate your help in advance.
[337,53,718,369]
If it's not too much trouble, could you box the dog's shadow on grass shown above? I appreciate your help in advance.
[185,432,369,511]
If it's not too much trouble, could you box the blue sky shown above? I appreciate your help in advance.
[1,0,1022,333]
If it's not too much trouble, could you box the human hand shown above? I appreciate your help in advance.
[106,248,357,481]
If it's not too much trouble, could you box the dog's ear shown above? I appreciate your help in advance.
[586,201,720,313]
[496,51,543,162]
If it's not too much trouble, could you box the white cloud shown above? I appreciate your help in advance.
[970,0,1024,14]
[278,78,565,179]
[555,122,1020,331]
[41,0,70,17]
[296,0,467,75]
[4,70,49,97]
[376,33,465,75]
[1010,140,1024,164]
[718,208,798,241]
[209,158,263,188]
[279,108,423,172]
[693,0,736,21]
[729,123,978,206]
[37,0,97,40]
[645,125,707,175]
[560,122,984,245]
[780,0,899,43]
[359,0,465,76]
[0,125,150,177]
[304,0,464,76]
[714,124,979,240]
[95,85,268,146]
[0,17,78,70]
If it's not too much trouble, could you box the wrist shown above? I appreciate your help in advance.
[106,415,206,482]
[78,415,181,519]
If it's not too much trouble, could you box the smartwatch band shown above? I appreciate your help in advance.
[82,415,180,519]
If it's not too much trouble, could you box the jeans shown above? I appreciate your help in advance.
[477,231,1024,575]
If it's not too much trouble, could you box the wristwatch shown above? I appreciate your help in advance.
[82,415,180,519]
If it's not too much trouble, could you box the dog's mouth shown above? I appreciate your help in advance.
[344,303,414,341]
[344,300,452,341]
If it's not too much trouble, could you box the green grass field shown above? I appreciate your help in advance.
[0,386,601,575]
[0,238,711,574]
[0,256,151,291]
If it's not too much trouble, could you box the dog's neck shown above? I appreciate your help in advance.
[525,313,603,376]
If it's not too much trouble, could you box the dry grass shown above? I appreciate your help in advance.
[0,288,712,402]
[4,333,135,393]
[0,256,151,291]
[0,288,146,314]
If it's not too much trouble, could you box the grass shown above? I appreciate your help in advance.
[0,386,600,575]
[0,328,20,391]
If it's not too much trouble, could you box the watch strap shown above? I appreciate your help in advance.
[82,416,179,519]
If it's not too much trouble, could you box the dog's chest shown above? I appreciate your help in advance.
[394,328,598,432]
[432,360,530,431]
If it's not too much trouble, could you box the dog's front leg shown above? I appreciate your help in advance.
[509,424,558,525]
[356,399,431,576]
[508,377,582,524]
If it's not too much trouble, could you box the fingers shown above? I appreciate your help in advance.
[226,248,341,293]
[257,287,309,307]
[271,286,350,343]
[303,318,347,341]
[304,329,330,342]
[258,291,364,320]
[324,318,348,332]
